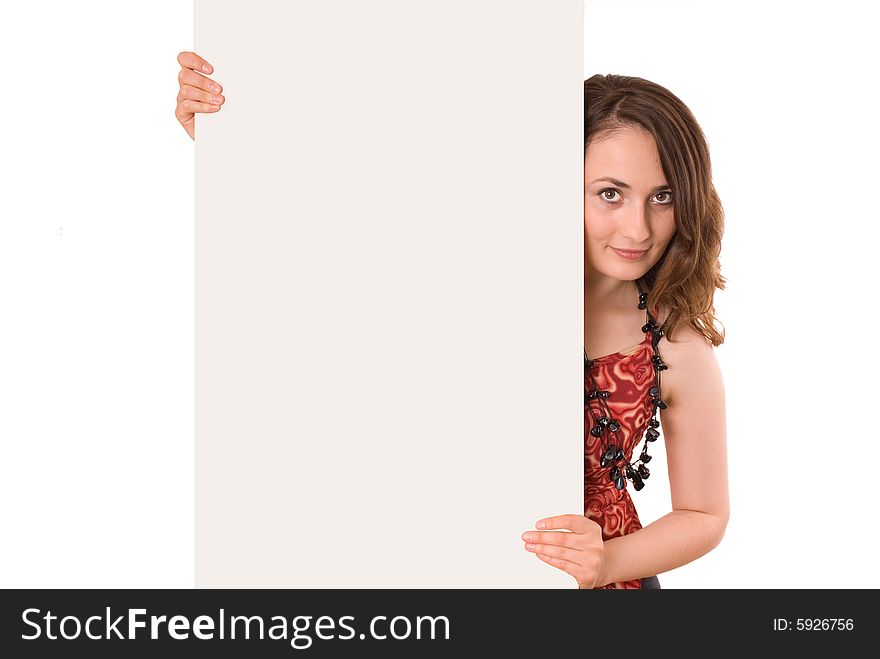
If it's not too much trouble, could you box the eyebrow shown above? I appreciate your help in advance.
[589,177,670,191]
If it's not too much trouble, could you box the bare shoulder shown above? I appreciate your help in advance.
[660,321,715,362]
[659,321,724,407]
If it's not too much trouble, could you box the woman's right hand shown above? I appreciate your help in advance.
[176,51,225,140]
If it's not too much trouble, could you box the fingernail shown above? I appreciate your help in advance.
[536,521,545,529]
[213,95,223,103]
[212,84,221,93]
[202,64,212,73]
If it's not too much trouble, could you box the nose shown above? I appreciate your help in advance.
[619,202,651,244]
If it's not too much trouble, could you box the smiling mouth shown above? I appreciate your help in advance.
[610,247,648,257]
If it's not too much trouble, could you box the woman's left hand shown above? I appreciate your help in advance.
[522,514,606,589]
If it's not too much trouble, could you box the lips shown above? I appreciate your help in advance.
[610,247,648,260]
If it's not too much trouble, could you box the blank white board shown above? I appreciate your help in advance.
[195,0,584,587]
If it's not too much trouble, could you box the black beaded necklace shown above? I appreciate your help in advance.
[584,287,668,492]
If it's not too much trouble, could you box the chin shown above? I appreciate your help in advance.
[604,261,649,279]
[587,251,656,282]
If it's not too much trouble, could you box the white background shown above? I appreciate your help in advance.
[1,0,878,588]
[1,1,194,587]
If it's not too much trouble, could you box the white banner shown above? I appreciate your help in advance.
[194,0,584,587]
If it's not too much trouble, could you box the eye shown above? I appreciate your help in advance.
[599,188,621,203]
[654,191,673,205]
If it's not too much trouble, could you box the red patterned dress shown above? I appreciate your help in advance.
[585,309,661,589]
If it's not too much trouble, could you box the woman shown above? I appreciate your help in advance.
[175,56,729,589]
[520,75,729,589]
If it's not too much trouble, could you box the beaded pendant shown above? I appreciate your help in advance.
[584,289,667,492]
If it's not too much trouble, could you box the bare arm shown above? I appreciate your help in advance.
[595,324,729,587]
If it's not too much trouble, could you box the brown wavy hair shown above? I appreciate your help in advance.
[585,74,726,347]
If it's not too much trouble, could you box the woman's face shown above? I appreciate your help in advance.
[584,126,676,283]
